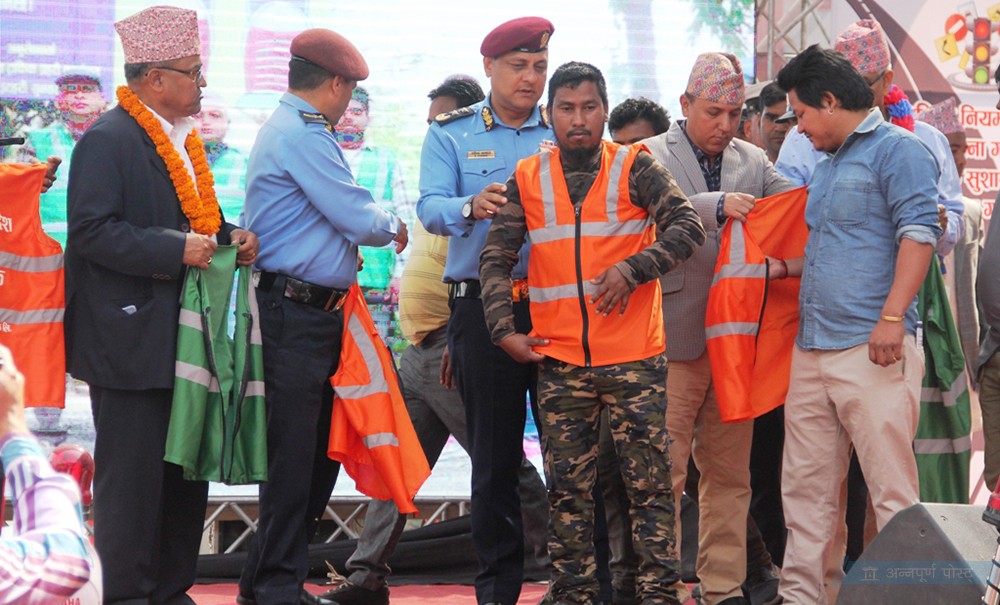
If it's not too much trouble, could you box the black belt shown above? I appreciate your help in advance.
[449,279,529,302]
[449,280,483,299]
[254,271,349,313]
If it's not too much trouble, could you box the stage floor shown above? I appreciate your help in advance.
[190,582,702,605]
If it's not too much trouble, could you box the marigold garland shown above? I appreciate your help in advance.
[116,86,221,235]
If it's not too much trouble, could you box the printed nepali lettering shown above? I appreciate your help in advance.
[964,168,1000,196]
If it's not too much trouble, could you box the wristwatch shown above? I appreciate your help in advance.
[461,197,474,220]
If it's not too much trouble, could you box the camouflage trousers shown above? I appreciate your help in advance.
[537,353,682,605]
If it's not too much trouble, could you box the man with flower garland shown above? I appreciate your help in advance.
[64,6,259,605]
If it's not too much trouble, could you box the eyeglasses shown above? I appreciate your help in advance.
[865,70,886,88]
[157,66,204,83]
[59,83,100,93]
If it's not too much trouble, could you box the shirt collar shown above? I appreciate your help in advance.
[838,107,885,151]
[678,119,722,164]
[854,107,884,134]
[148,106,195,141]
[280,91,323,116]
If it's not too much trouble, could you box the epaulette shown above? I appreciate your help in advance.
[299,110,331,128]
[539,104,550,128]
[434,106,475,125]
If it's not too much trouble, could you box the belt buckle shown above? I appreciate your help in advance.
[324,289,348,312]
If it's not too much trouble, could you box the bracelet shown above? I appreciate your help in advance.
[880,314,904,323]
[775,258,787,279]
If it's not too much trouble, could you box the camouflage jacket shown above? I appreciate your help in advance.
[480,147,706,344]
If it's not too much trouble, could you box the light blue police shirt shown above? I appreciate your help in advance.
[417,96,552,282]
[243,92,399,290]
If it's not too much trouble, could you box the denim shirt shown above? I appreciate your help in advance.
[777,119,963,254]
[797,109,941,351]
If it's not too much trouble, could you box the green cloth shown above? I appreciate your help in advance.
[915,255,971,503]
[209,145,247,224]
[354,147,397,289]
[165,245,267,484]
[26,123,75,247]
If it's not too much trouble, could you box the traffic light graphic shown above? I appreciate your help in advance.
[970,16,993,84]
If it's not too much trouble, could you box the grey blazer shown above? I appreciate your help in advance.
[954,197,983,385]
[977,196,1000,377]
[643,121,794,361]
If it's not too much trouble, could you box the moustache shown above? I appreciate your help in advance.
[567,129,591,137]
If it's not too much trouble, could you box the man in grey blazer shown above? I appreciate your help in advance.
[643,52,793,605]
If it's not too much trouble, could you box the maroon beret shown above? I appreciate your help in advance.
[480,16,554,57]
[290,28,369,81]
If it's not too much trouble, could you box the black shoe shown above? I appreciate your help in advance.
[317,582,388,605]
[717,597,750,605]
[761,597,783,605]
[745,564,780,605]
[300,590,337,605]
[235,589,334,605]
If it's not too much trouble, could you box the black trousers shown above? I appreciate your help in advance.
[90,386,208,605]
[448,297,537,605]
[749,405,786,566]
[239,279,344,605]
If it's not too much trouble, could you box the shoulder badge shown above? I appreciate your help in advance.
[434,106,475,125]
[482,106,496,131]
[539,104,550,128]
[299,110,332,132]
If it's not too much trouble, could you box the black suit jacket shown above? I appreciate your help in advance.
[65,105,236,390]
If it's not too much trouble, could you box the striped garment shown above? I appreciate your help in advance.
[0,433,97,605]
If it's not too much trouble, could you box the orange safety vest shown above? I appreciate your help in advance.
[0,163,65,408]
[518,141,663,367]
[705,186,808,422]
[327,284,430,515]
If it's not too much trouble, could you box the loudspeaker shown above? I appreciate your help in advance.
[837,503,996,604]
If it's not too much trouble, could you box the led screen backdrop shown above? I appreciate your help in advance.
[0,0,754,494]
[1,0,755,176]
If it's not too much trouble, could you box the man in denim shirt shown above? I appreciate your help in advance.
[768,46,940,605]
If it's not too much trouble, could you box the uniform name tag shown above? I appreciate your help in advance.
[467,150,496,159]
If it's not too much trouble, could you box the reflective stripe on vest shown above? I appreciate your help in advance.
[166,250,269,484]
[705,218,768,423]
[705,221,767,340]
[0,251,63,272]
[704,186,809,423]
[913,436,972,455]
[920,371,968,408]
[0,163,65,408]
[328,285,431,515]
[336,312,392,402]
[527,147,651,245]
[519,141,663,367]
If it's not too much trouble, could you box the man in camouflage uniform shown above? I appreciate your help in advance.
[480,61,705,605]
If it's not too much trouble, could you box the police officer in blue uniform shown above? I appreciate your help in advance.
[416,16,553,605]
[237,29,407,605]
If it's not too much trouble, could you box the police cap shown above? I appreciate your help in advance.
[290,28,369,81]
[480,16,554,58]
